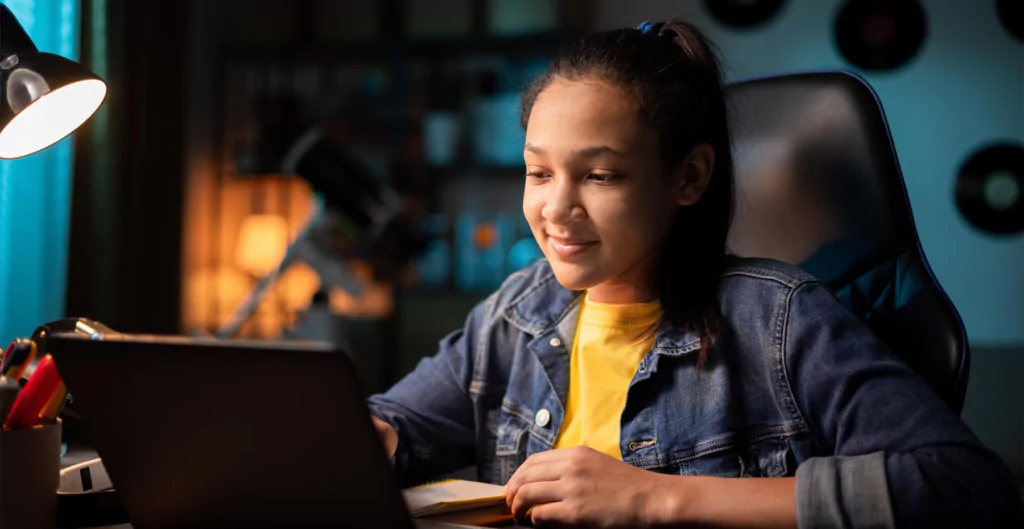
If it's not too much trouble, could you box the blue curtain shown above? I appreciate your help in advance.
[0,0,81,345]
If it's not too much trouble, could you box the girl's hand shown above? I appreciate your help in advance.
[370,415,398,459]
[503,446,682,527]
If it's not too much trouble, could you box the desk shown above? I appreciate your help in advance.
[58,450,529,529]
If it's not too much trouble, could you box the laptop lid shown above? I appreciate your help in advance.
[48,333,415,529]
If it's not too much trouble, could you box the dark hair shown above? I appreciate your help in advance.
[520,20,734,366]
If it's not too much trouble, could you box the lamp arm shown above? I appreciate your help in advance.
[214,235,304,339]
[214,201,323,339]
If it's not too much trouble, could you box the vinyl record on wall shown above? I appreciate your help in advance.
[997,0,1023,42]
[955,144,1024,235]
[704,0,786,28]
[835,0,927,71]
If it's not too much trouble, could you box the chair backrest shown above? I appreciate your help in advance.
[724,71,970,414]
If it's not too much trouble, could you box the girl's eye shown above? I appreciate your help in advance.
[526,171,551,180]
[588,173,620,183]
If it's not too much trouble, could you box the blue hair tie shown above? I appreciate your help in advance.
[637,20,655,34]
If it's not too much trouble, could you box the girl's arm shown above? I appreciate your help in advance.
[367,299,489,484]
[663,476,796,528]
[782,281,1021,528]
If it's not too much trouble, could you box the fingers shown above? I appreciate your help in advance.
[528,501,573,527]
[510,481,563,525]
[505,451,572,500]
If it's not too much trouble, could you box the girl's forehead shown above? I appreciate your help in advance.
[536,77,634,111]
[526,78,652,152]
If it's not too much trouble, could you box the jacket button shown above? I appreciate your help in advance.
[549,337,562,347]
[535,408,551,427]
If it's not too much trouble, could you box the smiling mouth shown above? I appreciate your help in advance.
[547,235,598,260]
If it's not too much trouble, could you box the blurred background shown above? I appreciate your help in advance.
[0,0,1020,485]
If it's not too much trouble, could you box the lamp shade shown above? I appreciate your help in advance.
[235,214,289,276]
[0,4,107,159]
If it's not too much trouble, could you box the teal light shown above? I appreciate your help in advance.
[0,0,82,345]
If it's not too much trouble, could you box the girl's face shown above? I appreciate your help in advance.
[523,78,710,303]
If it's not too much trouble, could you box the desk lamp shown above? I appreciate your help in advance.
[0,2,109,433]
[0,3,107,159]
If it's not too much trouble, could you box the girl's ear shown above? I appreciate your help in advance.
[675,143,715,206]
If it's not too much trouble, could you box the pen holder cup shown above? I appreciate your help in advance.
[0,420,61,529]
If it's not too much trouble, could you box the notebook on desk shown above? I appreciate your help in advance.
[47,333,512,529]
[404,479,512,526]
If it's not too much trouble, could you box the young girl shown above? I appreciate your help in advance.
[369,21,1021,528]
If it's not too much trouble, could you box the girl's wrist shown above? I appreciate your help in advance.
[645,473,700,526]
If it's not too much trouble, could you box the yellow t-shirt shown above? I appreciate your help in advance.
[553,294,662,459]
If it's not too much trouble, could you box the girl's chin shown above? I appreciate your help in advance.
[548,262,604,291]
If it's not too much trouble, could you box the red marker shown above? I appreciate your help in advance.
[3,354,63,430]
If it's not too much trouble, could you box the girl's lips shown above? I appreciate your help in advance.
[547,236,598,260]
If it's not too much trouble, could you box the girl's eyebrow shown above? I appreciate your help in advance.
[524,143,622,159]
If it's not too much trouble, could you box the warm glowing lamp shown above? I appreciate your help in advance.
[235,214,289,276]
[0,4,107,159]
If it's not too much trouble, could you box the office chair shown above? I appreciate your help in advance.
[724,71,970,414]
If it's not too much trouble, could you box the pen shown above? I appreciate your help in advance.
[3,354,63,430]
[0,376,19,423]
[0,338,36,381]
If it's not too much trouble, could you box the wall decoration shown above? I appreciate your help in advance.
[835,0,927,71]
[955,143,1024,236]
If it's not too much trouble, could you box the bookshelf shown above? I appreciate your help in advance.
[182,0,590,384]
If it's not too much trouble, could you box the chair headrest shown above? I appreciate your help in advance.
[725,71,916,268]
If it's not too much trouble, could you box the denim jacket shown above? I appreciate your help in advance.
[369,258,1021,528]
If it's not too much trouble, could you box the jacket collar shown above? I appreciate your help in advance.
[500,265,701,354]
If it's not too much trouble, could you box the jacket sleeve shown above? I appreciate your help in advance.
[785,281,1022,528]
[367,296,493,485]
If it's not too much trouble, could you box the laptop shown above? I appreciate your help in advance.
[48,332,482,529]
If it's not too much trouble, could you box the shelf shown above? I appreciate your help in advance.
[223,31,583,61]
[404,31,583,58]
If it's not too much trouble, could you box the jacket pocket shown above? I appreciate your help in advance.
[675,436,793,478]
[492,413,530,484]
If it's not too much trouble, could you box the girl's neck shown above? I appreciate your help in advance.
[586,280,658,304]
